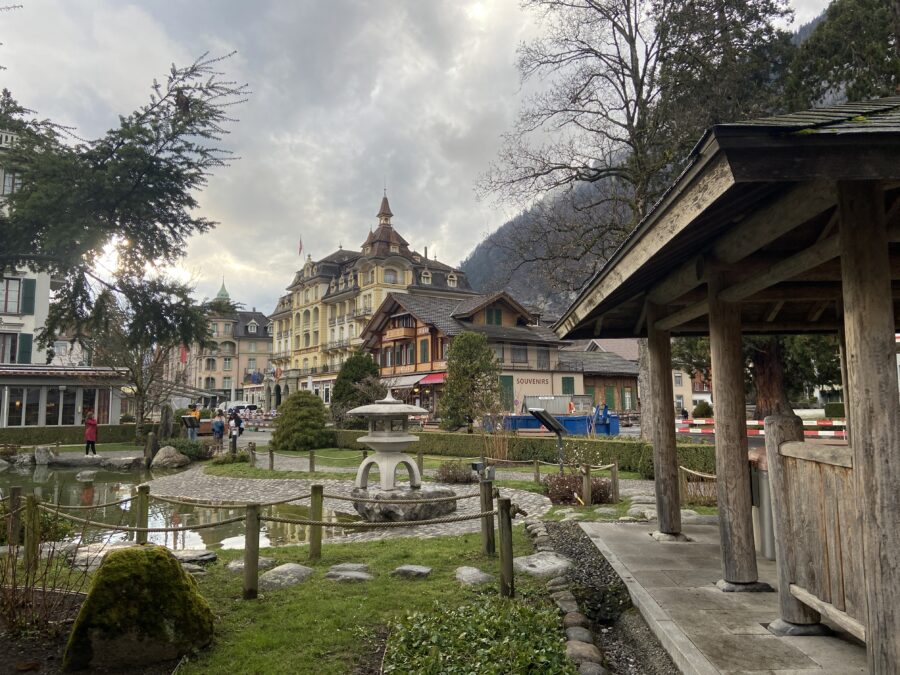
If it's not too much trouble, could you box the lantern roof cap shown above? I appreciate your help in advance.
[347,392,428,416]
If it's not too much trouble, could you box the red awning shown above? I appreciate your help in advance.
[419,372,446,385]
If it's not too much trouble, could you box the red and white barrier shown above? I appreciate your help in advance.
[676,418,847,440]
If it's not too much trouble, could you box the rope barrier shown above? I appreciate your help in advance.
[45,497,135,510]
[580,463,617,472]
[260,509,499,529]
[679,466,717,480]
[321,491,481,505]
[149,493,311,509]
[36,505,245,533]
[486,458,534,465]
[314,453,365,461]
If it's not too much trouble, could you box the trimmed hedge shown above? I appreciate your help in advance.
[334,429,716,479]
[0,424,157,446]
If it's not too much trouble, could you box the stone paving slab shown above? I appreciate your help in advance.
[146,466,551,545]
[580,521,867,675]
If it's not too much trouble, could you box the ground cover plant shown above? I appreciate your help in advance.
[178,528,549,674]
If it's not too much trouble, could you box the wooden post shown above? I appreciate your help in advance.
[764,414,823,632]
[582,464,592,506]
[646,302,682,535]
[309,484,323,562]
[230,431,238,455]
[268,447,274,471]
[143,431,155,469]
[836,304,852,447]
[7,485,21,547]
[533,458,541,485]
[838,181,900,671]
[416,447,424,475]
[480,479,496,556]
[708,277,758,585]
[309,449,316,473]
[610,461,620,503]
[135,485,149,545]
[243,503,260,600]
[498,497,514,598]
[24,495,39,575]
[678,467,688,506]
[248,442,256,468]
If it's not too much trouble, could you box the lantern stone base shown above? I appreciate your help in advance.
[350,486,457,522]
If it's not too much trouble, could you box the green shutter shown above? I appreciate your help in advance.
[562,376,575,395]
[500,375,514,411]
[17,333,33,364]
[21,278,36,315]
[420,339,429,363]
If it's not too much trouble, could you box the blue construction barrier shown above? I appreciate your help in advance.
[501,413,619,436]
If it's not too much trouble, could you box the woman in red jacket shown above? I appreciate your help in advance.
[84,410,98,456]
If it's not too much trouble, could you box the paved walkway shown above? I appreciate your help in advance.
[147,465,551,545]
[580,521,866,675]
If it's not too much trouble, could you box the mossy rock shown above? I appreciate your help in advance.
[63,544,214,671]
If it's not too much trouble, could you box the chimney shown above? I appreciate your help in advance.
[424,246,428,259]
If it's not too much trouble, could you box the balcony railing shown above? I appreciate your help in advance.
[325,339,350,351]
[384,327,415,341]
[243,369,265,384]
[271,351,292,361]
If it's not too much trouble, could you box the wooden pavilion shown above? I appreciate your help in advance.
[556,97,900,672]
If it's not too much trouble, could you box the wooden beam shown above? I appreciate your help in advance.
[838,180,900,671]
[646,303,681,535]
[807,301,830,322]
[765,301,785,322]
[633,302,647,335]
[655,300,710,332]
[708,276,758,585]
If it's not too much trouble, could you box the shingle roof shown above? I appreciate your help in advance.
[717,96,900,133]
[558,351,639,377]
[235,310,270,339]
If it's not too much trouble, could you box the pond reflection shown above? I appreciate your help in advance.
[0,465,359,550]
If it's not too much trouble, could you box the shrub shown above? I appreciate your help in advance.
[271,391,334,451]
[210,449,250,465]
[543,473,611,505]
[0,424,156,446]
[120,413,136,423]
[383,597,575,675]
[165,438,216,461]
[198,408,213,420]
[0,501,73,546]
[692,401,713,418]
[435,461,478,484]
[824,402,845,418]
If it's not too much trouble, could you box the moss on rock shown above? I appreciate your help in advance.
[63,544,214,671]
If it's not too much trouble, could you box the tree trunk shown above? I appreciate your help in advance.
[134,392,146,443]
[750,337,792,420]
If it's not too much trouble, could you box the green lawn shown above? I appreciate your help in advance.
[179,528,548,674]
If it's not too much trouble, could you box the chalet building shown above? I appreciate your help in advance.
[360,291,583,414]
[267,194,475,407]
[557,348,639,411]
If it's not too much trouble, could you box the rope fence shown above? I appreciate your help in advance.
[45,497,135,510]
[7,479,522,600]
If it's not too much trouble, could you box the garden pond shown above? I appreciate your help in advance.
[0,464,360,550]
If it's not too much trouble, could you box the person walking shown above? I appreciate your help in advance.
[211,410,226,453]
[187,404,201,441]
[228,411,243,452]
[84,410,98,456]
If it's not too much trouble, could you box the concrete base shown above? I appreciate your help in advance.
[351,486,456,522]
[650,531,692,542]
[767,618,832,637]
[716,579,775,593]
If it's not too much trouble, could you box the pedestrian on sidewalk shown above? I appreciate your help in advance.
[211,410,226,453]
[84,410,98,456]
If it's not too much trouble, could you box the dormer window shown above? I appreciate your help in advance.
[390,244,399,254]
[364,246,371,254]
[447,273,457,288]
[248,322,258,334]
[421,271,432,285]
[384,268,398,284]
[413,255,421,262]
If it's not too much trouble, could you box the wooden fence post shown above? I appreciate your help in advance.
[309,484,323,562]
[136,485,150,545]
[268,447,274,471]
[24,494,39,575]
[243,503,260,600]
[498,497,514,598]
[480,479,496,556]
[764,414,824,635]
[610,461,620,503]
[309,449,316,474]
[417,447,424,475]
[143,432,156,469]
[248,442,257,468]
[7,485,21,547]
[533,458,540,485]
[582,464,592,505]
[677,467,688,506]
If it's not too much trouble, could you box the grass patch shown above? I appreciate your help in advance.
[179,528,547,674]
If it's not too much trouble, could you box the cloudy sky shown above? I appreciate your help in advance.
[2,0,829,314]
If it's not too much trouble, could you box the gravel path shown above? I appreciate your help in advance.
[547,521,677,675]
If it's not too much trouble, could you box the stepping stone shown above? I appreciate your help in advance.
[551,590,576,602]
[566,640,603,665]
[76,470,97,482]
[548,575,569,588]
[563,611,589,629]
[514,552,572,578]
[325,569,374,582]
[617,516,640,522]
[171,549,217,565]
[629,495,656,505]
[70,542,134,571]
[566,626,594,643]
[227,556,276,573]
[557,598,580,614]
[455,566,494,585]
[680,509,699,517]
[579,663,610,675]
[594,507,618,516]
[181,563,206,576]
[391,565,432,579]
[626,507,649,519]
[329,562,370,574]
[259,563,314,590]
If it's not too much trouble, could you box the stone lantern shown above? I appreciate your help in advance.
[347,392,456,522]
[348,393,426,491]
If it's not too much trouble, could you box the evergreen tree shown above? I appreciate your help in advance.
[271,391,332,452]
[439,333,501,430]
[0,53,248,351]
[331,352,381,428]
